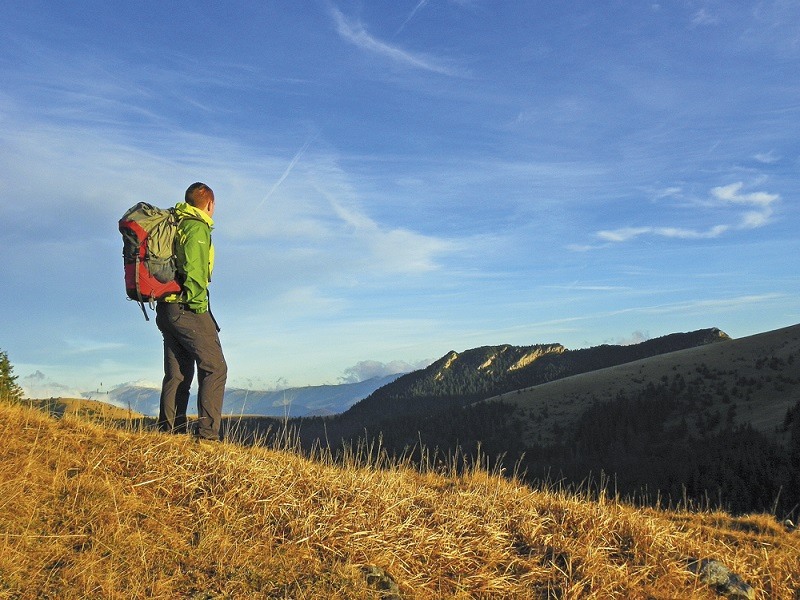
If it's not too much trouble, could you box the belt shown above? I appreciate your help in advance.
[157,300,194,311]
[158,302,219,331]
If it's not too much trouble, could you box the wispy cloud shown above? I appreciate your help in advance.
[271,286,348,318]
[20,370,84,399]
[252,138,314,214]
[753,150,780,164]
[618,294,787,316]
[328,4,466,76]
[691,8,720,27]
[469,293,786,342]
[592,181,780,245]
[653,186,683,200]
[711,181,778,207]
[711,181,779,229]
[397,0,431,34]
[65,339,126,354]
[543,284,632,292]
[596,224,730,243]
[324,192,457,274]
[749,0,800,53]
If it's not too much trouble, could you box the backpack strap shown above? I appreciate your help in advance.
[133,254,151,321]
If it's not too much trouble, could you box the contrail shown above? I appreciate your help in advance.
[397,0,430,34]
[253,139,312,212]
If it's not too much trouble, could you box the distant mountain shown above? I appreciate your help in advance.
[223,374,403,417]
[334,328,729,427]
[90,374,402,418]
[93,384,161,417]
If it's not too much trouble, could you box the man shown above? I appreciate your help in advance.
[156,182,227,441]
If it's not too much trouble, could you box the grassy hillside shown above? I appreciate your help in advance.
[488,323,800,447]
[1,401,799,598]
[25,396,146,421]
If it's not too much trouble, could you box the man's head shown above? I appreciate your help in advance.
[185,182,215,217]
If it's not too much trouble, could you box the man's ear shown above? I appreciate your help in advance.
[203,193,215,216]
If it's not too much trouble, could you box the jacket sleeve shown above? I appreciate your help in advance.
[179,219,211,313]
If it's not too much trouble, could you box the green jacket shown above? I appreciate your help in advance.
[163,202,215,313]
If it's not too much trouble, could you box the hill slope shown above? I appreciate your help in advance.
[25,396,145,420]
[489,322,800,446]
[1,400,798,599]
[338,328,728,426]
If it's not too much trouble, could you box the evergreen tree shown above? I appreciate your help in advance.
[0,350,24,404]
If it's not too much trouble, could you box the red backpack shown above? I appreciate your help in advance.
[119,203,183,320]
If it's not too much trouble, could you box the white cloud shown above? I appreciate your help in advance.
[596,227,653,243]
[616,331,650,346]
[711,181,779,229]
[710,182,779,207]
[654,224,730,239]
[64,338,126,354]
[1,103,458,285]
[596,224,730,243]
[544,284,632,292]
[691,8,720,27]
[628,294,786,316]
[749,1,800,54]
[397,0,431,33]
[329,5,465,76]
[251,139,314,214]
[753,150,780,164]
[593,182,779,245]
[653,186,683,200]
[339,358,430,383]
[324,191,458,274]
[739,210,771,229]
[20,371,84,399]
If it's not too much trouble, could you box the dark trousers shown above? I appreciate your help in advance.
[155,302,227,440]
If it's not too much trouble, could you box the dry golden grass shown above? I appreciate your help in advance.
[1,401,798,599]
[489,323,800,447]
[25,397,145,421]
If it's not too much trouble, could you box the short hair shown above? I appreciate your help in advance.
[185,182,214,207]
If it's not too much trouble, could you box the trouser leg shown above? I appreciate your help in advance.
[156,303,227,440]
[158,331,194,433]
[156,305,194,433]
[193,313,227,440]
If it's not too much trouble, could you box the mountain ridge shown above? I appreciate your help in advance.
[81,374,402,418]
[335,327,729,426]
[485,322,799,445]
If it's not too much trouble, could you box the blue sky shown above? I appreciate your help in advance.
[2,1,798,398]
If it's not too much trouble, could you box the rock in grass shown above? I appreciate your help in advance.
[361,565,402,600]
[687,558,755,600]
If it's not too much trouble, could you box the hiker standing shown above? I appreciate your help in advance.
[155,182,227,441]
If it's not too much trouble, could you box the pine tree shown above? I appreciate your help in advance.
[0,350,24,404]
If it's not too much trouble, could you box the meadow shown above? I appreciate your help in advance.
[1,400,798,599]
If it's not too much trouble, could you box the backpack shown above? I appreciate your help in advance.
[119,202,183,320]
